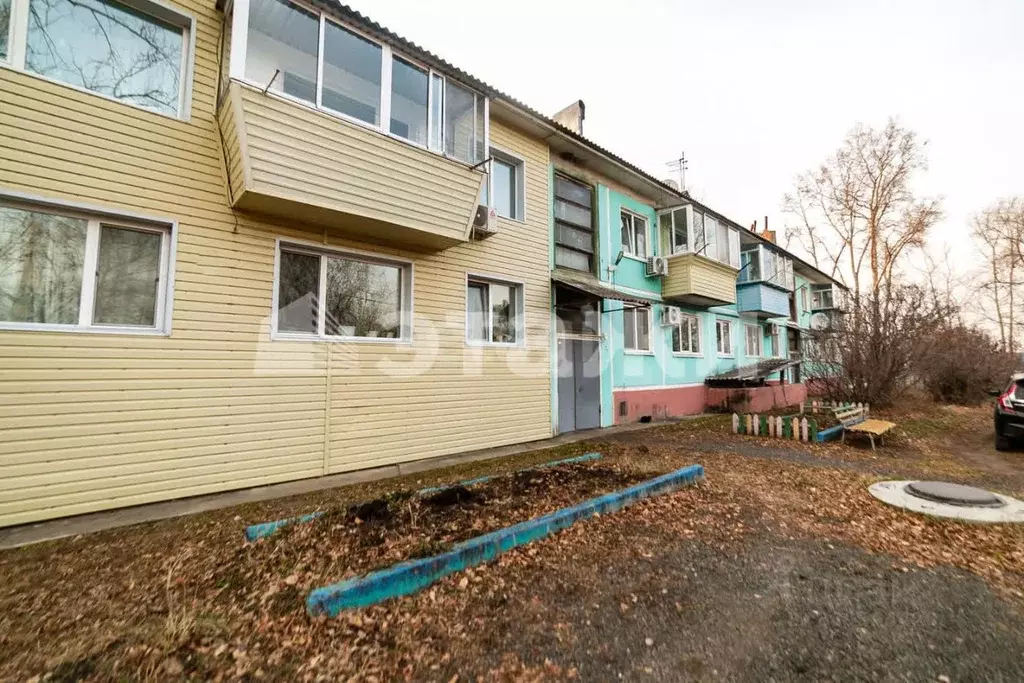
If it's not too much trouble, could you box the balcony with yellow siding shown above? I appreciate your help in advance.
[661,252,738,307]
[218,81,486,251]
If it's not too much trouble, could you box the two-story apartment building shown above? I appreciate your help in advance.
[545,153,844,430]
[0,0,843,526]
[0,0,606,527]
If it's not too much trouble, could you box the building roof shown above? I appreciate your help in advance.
[233,0,843,289]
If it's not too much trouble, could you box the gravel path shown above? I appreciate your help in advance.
[461,528,1024,682]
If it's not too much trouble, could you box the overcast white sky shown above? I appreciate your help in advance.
[347,0,1024,267]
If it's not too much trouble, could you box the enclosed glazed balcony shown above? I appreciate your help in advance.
[736,244,794,318]
[219,81,485,250]
[811,283,845,311]
[217,0,490,250]
[662,253,738,307]
[657,205,740,307]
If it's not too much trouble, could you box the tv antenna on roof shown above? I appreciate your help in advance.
[666,151,688,193]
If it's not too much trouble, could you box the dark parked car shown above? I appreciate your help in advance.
[993,372,1024,450]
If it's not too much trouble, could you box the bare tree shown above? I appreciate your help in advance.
[783,119,942,303]
[972,198,1024,352]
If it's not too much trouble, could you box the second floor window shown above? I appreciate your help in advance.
[242,0,486,163]
[553,175,594,273]
[620,211,648,258]
[481,149,525,221]
[6,0,191,117]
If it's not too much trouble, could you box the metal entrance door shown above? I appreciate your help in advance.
[557,338,600,433]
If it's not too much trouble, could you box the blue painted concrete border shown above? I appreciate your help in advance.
[244,452,603,541]
[244,512,325,542]
[306,463,705,616]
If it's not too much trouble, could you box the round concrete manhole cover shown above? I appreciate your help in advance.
[904,481,1005,508]
[868,481,1024,523]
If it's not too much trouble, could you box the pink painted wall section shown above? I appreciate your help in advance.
[613,385,707,424]
[706,383,807,414]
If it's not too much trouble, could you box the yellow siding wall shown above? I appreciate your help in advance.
[0,0,552,526]
[662,254,738,305]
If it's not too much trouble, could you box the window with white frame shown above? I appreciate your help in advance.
[620,211,648,258]
[239,0,486,163]
[275,244,410,340]
[800,286,808,313]
[739,244,795,290]
[657,205,740,268]
[716,319,733,356]
[623,306,651,352]
[0,202,172,331]
[3,0,192,116]
[672,314,701,355]
[481,149,524,221]
[745,324,762,357]
[767,325,781,357]
[466,277,521,344]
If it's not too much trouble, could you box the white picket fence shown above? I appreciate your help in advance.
[731,413,812,442]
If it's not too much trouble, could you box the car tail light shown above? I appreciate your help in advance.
[998,386,1015,412]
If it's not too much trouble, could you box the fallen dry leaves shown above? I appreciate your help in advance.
[0,403,1021,681]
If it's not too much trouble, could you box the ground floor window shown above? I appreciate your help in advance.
[275,242,411,340]
[0,201,172,332]
[623,306,651,352]
[672,313,701,354]
[467,276,522,344]
[716,319,733,356]
[767,325,781,357]
[745,324,762,357]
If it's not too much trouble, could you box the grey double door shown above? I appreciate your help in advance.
[557,338,600,433]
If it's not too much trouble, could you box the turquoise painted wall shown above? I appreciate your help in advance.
[588,185,826,426]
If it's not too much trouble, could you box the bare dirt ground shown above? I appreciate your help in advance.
[1,403,1023,682]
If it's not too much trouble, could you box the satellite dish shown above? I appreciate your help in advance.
[810,312,831,330]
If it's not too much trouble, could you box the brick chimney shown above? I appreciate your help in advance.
[761,215,776,244]
[552,100,585,135]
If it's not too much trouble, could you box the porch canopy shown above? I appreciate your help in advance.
[706,358,801,387]
[551,268,658,308]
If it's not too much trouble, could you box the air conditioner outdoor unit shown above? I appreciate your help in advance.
[661,306,682,326]
[645,256,669,277]
[471,204,497,237]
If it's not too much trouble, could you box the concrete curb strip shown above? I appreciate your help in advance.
[306,464,705,616]
[244,452,603,542]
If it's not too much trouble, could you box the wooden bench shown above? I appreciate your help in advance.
[835,405,896,451]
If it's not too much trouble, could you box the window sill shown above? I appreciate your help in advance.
[466,340,524,348]
[0,322,170,336]
[624,349,655,356]
[271,332,413,345]
[622,253,649,263]
[672,351,703,358]
[717,353,735,358]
